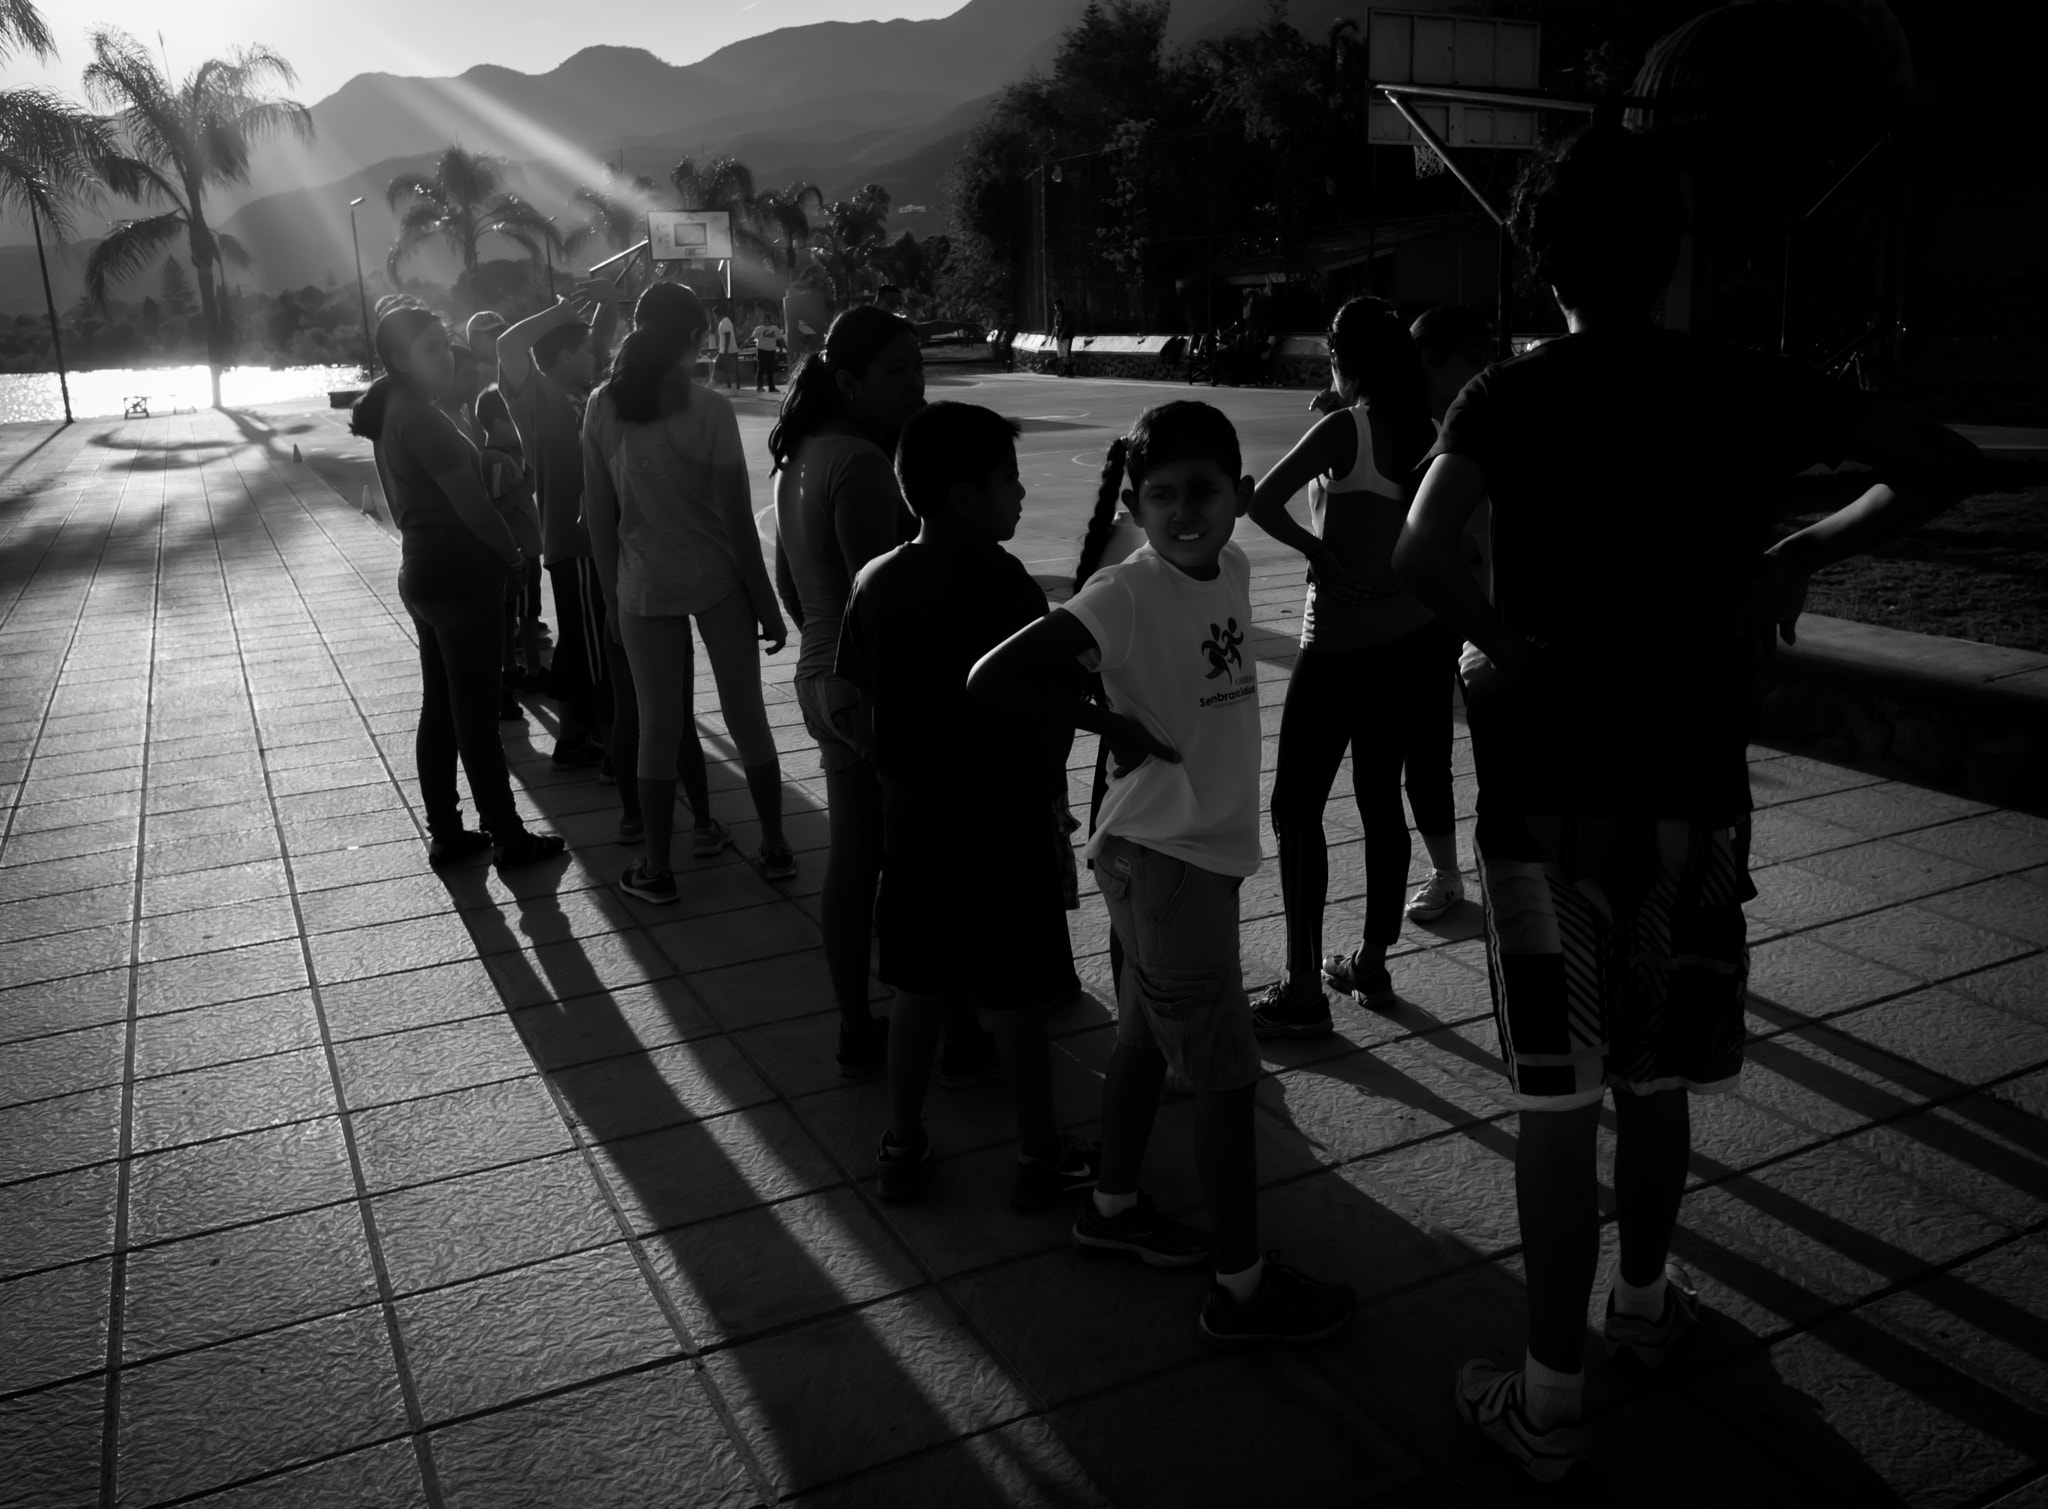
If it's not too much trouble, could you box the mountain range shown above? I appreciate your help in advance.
[6,0,1361,315]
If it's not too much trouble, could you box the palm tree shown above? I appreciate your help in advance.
[756,180,824,274]
[668,154,775,263]
[565,165,663,258]
[0,1,116,423]
[812,183,894,300]
[385,146,560,308]
[82,29,313,408]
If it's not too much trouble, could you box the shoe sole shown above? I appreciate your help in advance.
[1405,902,1457,923]
[1195,1313,1350,1349]
[616,830,644,846]
[691,829,735,859]
[617,879,678,905]
[1074,1233,1211,1269]
[1452,1377,1584,1485]
[760,861,797,881]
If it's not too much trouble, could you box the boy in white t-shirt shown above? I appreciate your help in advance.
[715,307,739,391]
[970,401,1355,1348]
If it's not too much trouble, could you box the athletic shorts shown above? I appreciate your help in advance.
[1477,813,1753,1112]
[794,672,869,776]
[1094,834,1262,1092]
[877,830,1070,1008]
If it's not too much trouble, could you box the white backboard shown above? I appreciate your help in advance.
[647,210,734,263]
[1367,11,1540,149]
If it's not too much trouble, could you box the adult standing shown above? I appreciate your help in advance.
[715,305,740,392]
[1052,297,1076,378]
[350,306,564,872]
[752,315,782,392]
[769,306,925,1075]
[584,282,796,901]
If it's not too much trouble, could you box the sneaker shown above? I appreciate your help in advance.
[1453,1359,1594,1485]
[616,816,645,845]
[427,829,493,869]
[1074,1192,1213,1267]
[1011,1135,1102,1212]
[937,1027,1002,1090]
[498,690,523,722]
[877,1127,929,1202]
[836,1016,889,1079]
[551,737,605,768]
[1602,1263,1701,1371]
[618,860,677,904]
[759,842,797,881]
[1249,980,1334,1040]
[1322,950,1396,1008]
[597,754,615,786]
[1405,869,1466,923]
[1196,1252,1355,1348]
[690,819,735,858]
[493,831,566,872]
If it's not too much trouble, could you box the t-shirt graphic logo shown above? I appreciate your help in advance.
[1200,618,1245,680]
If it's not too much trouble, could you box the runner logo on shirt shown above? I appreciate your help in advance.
[1200,619,1245,679]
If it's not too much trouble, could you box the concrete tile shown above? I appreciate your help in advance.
[135,936,307,1014]
[483,931,679,1011]
[0,881,134,941]
[117,1306,409,1506]
[0,1377,104,1509]
[308,912,478,986]
[397,1244,678,1425]
[1341,1123,1523,1258]
[131,991,322,1078]
[274,783,406,824]
[0,848,135,905]
[786,1416,1109,1509]
[146,800,274,842]
[130,1045,335,1152]
[642,1186,922,1349]
[268,758,391,799]
[290,839,423,894]
[333,1018,535,1109]
[0,1161,119,1278]
[1791,837,1992,904]
[0,1083,121,1184]
[1950,953,2048,1025]
[17,763,145,803]
[141,824,282,877]
[1746,932,1922,1019]
[1917,879,2048,946]
[0,1255,110,1393]
[350,1076,574,1194]
[123,1203,379,1363]
[1899,813,2048,875]
[589,1103,841,1236]
[684,947,855,1030]
[456,884,639,957]
[373,1152,620,1296]
[704,1286,1033,1497]
[550,1036,774,1143]
[139,857,290,917]
[0,968,130,1048]
[177,1438,427,1509]
[1817,904,2035,986]
[286,808,421,856]
[125,1118,357,1246]
[0,920,131,990]
[0,1019,128,1109]
[1828,988,2048,1088]
[136,893,300,963]
[9,787,142,834]
[1746,807,1865,865]
[320,958,503,1042]
[647,902,823,975]
[510,978,720,1072]
[297,875,455,935]
[431,1360,756,1509]
[1844,1100,2048,1231]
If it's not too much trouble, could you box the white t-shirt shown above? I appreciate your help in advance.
[1064,542,1262,877]
[717,318,737,353]
[753,325,782,352]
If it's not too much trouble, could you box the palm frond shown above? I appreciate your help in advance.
[395,200,446,236]
[385,171,436,211]
[213,229,250,268]
[85,208,187,306]
[0,0,56,64]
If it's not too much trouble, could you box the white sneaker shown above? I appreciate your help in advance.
[1453,1359,1593,1484]
[1405,869,1465,922]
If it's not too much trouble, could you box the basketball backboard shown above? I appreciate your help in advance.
[1366,11,1540,148]
[647,210,734,263]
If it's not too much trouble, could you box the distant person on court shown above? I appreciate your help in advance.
[584,282,796,901]
[972,400,1356,1348]
[714,305,740,391]
[751,316,782,392]
[1392,121,1983,1481]
[769,307,925,1077]
[349,306,564,872]
[497,284,616,769]
[838,401,1099,1208]
[1052,297,1076,377]
[1244,296,1462,1042]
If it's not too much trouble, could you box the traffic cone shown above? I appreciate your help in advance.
[292,444,302,463]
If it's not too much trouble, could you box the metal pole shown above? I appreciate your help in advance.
[1039,164,1050,336]
[1497,221,1513,361]
[30,209,71,425]
[348,198,375,375]
[1382,92,1504,225]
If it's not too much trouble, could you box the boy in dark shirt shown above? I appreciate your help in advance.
[1393,121,1983,1480]
[837,402,1100,1210]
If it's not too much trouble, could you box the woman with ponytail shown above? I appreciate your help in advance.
[350,307,564,872]
[583,280,793,904]
[769,305,925,1075]
[1244,295,1462,1038]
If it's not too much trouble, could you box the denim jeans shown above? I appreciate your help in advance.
[402,567,521,839]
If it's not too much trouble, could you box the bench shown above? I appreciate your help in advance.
[123,396,150,419]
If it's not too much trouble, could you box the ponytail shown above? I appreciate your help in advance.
[1328,295,1436,482]
[767,304,918,474]
[1074,437,1129,593]
[603,281,707,424]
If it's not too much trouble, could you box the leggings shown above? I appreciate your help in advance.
[618,590,777,779]
[1271,620,1459,978]
[401,570,523,840]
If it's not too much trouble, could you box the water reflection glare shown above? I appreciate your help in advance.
[0,366,367,424]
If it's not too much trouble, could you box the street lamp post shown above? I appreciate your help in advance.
[348,197,375,375]
[545,216,557,298]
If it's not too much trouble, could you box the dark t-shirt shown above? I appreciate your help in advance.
[837,537,1058,858]
[1430,330,1869,823]
[373,388,500,584]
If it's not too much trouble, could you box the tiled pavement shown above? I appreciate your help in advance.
[1,393,2045,1509]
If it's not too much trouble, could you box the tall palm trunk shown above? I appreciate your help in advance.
[186,192,223,408]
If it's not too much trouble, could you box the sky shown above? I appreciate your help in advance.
[12,0,971,103]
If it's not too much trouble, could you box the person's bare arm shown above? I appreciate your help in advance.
[832,452,911,582]
[1393,454,1528,690]
[774,535,804,630]
[1753,405,1984,642]
[968,611,1177,777]
[1250,409,1369,601]
[581,406,622,622]
[497,281,611,395]
[716,458,786,653]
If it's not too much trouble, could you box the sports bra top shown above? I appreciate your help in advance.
[1300,402,1432,651]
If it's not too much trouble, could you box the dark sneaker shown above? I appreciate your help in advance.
[1322,950,1396,1008]
[617,860,677,905]
[1453,1359,1594,1484]
[759,842,798,881]
[498,689,524,722]
[616,816,645,845]
[494,831,566,872]
[937,1027,1002,1090]
[597,753,616,786]
[877,1127,928,1202]
[550,737,605,768]
[836,1017,889,1079]
[1249,980,1334,1040]
[1074,1192,1213,1268]
[690,818,735,859]
[1602,1263,1701,1371]
[1196,1252,1355,1348]
[1010,1136,1101,1212]
[427,829,493,869]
